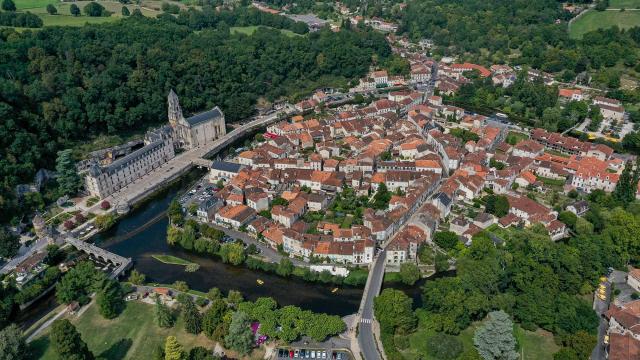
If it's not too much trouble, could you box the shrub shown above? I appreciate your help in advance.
[63,220,75,230]
[100,200,111,210]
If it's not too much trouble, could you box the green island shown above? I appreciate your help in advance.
[152,254,197,267]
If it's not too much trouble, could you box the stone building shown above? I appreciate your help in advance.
[167,90,226,150]
[85,127,175,198]
[84,90,227,198]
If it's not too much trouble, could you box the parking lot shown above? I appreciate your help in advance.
[275,348,350,360]
[179,177,217,209]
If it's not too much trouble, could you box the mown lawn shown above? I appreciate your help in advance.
[13,1,160,27]
[152,254,196,266]
[30,300,268,360]
[14,0,56,10]
[609,0,640,8]
[506,131,529,145]
[30,301,218,360]
[231,25,302,37]
[570,10,640,39]
[400,312,559,360]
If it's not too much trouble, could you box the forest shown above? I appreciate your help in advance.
[377,188,640,359]
[399,0,640,78]
[0,10,390,225]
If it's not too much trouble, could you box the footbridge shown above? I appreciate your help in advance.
[65,237,132,279]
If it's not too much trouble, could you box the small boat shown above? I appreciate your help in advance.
[331,288,338,293]
[256,279,264,285]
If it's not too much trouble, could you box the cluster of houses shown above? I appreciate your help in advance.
[203,91,446,265]
[194,67,633,267]
[559,89,626,123]
[603,268,640,360]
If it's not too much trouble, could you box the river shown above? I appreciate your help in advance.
[92,175,364,316]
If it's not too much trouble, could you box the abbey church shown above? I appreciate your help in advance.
[168,89,226,150]
[84,90,226,198]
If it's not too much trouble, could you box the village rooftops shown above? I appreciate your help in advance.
[211,161,242,173]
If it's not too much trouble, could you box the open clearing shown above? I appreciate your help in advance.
[570,10,640,38]
[13,0,161,27]
[401,312,559,360]
[29,301,216,360]
[29,300,265,360]
[231,25,302,37]
[610,0,640,8]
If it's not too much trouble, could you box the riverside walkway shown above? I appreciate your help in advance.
[103,107,295,209]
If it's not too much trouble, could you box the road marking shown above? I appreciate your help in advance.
[361,318,372,324]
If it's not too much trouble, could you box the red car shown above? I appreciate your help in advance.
[289,350,294,358]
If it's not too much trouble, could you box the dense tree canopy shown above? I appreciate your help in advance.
[0,12,389,225]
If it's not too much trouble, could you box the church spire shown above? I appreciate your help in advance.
[167,89,183,127]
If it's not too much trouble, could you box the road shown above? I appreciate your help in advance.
[200,221,307,267]
[1,107,293,276]
[591,276,611,360]
[104,106,295,208]
[357,249,387,360]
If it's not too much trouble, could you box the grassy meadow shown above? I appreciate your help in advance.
[570,9,640,39]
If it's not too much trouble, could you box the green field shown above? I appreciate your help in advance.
[231,25,302,37]
[12,1,161,27]
[610,0,640,8]
[14,0,56,10]
[152,254,196,266]
[570,10,640,38]
[29,301,220,360]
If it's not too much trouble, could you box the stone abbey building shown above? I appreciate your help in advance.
[85,91,226,198]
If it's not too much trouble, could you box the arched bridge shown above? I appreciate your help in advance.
[66,237,132,279]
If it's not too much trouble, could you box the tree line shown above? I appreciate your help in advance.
[375,187,640,359]
[0,11,390,228]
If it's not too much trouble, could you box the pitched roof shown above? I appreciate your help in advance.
[186,106,223,126]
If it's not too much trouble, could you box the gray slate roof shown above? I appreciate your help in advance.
[210,161,242,173]
[186,107,223,126]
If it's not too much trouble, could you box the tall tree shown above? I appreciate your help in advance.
[56,261,105,305]
[202,299,227,337]
[182,298,202,334]
[613,161,636,204]
[155,298,175,328]
[399,262,421,285]
[127,269,146,285]
[0,324,28,360]
[373,288,416,335]
[0,228,20,259]
[69,3,80,16]
[50,319,94,360]
[224,311,254,355]
[97,280,124,319]
[1,0,15,11]
[55,149,82,196]
[474,311,518,360]
[163,336,184,360]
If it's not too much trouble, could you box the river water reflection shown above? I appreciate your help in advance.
[93,181,363,316]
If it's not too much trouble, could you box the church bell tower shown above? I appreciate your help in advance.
[167,89,183,128]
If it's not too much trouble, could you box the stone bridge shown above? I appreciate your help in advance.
[66,237,132,279]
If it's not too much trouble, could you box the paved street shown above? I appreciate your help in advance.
[591,276,611,360]
[358,249,386,360]
[104,107,294,209]
[204,222,307,267]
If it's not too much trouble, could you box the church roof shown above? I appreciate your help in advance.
[186,106,223,126]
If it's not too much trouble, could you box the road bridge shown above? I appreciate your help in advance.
[103,107,295,208]
[356,177,443,360]
[66,237,132,279]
